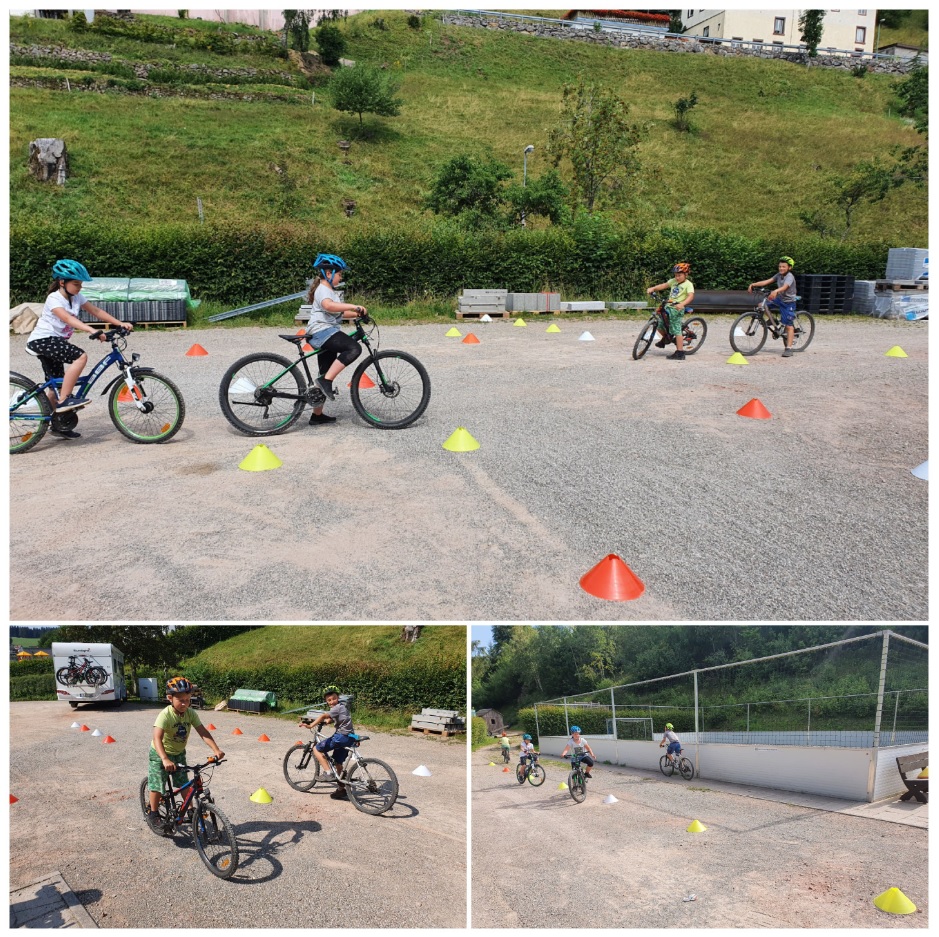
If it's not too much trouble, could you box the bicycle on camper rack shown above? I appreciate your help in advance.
[139,756,239,879]
[283,721,399,815]
[218,314,431,434]
[55,655,107,687]
[632,295,708,360]
[516,752,546,787]
[728,288,815,356]
[659,747,695,780]
[10,327,185,454]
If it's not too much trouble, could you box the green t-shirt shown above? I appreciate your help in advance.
[500,737,510,748]
[152,704,202,757]
[666,277,695,307]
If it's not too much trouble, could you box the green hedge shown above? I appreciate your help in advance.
[10,219,891,307]
[10,658,54,677]
[10,673,56,701]
[471,716,489,749]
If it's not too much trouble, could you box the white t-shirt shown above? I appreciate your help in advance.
[569,735,588,754]
[29,290,87,341]
[305,282,343,338]
[663,729,680,744]
[520,739,534,755]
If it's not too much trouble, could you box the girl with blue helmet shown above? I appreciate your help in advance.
[560,726,596,778]
[303,253,368,424]
[26,259,134,432]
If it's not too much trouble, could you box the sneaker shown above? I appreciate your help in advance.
[314,377,337,401]
[146,808,167,835]
[329,786,349,800]
[654,337,670,348]
[55,395,89,412]
[50,426,81,439]
[781,347,794,357]
[666,350,686,361]
[309,412,337,425]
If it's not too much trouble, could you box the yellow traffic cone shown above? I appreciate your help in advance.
[249,787,273,804]
[873,887,916,914]
[686,819,707,833]
[442,427,480,452]
[488,762,496,767]
[513,318,527,327]
[885,345,908,358]
[726,352,749,365]
[445,327,461,337]
[546,324,561,333]
[239,444,282,472]
[558,782,568,790]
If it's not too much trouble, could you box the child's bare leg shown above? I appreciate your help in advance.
[314,749,335,774]
[58,355,87,400]
[323,360,345,382]
[149,790,162,813]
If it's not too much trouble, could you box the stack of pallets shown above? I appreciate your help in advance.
[456,289,510,319]
[409,708,465,737]
[794,274,855,314]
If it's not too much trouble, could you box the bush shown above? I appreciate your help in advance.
[10,673,56,701]
[471,717,489,749]
[407,14,422,30]
[67,11,88,32]
[316,23,347,67]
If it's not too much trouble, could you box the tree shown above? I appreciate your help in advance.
[673,90,699,132]
[316,21,347,66]
[668,11,683,33]
[424,154,512,218]
[546,77,646,213]
[505,169,571,226]
[329,63,402,127]
[895,65,928,135]
[283,10,312,52]
[799,10,825,58]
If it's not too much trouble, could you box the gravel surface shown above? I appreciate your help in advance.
[9,702,466,928]
[9,316,928,620]
[471,745,928,928]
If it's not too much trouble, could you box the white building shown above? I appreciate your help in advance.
[681,9,877,54]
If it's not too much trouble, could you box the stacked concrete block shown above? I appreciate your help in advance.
[851,281,877,315]
[505,292,561,313]
[607,301,649,310]
[886,248,928,281]
[457,288,509,318]
[560,301,606,312]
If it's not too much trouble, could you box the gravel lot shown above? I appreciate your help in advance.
[471,745,928,928]
[9,316,928,621]
[9,702,466,928]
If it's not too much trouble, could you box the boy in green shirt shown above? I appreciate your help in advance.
[646,262,695,361]
[146,676,224,833]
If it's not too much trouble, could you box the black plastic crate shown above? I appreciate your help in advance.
[79,299,187,324]
[227,698,266,713]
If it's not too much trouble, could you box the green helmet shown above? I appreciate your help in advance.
[779,256,795,269]
[665,723,674,729]
[323,684,341,698]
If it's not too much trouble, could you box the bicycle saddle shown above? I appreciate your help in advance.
[279,334,309,347]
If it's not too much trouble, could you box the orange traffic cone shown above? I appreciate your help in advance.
[580,554,645,601]
[207,724,217,731]
[737,398,772,420]
[232,728,243,736]
[186,344,209,357]
[11,794,18,804]
[258,734,271,742]
[347,373,376,389]
[462,333,480,344]
[117,386,140,403]
[296,328,306,336]
[103,735,116,744]
[80,725,90,732]
[502,766,510,773]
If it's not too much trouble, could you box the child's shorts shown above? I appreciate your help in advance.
[667,741,681,756]
[767,298,797,326]
[664,304,684,336]
[26,337,84,381]
[148,747,188,793]
[315,732,353,765]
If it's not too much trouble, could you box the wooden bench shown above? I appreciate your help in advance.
[896,752,928,803]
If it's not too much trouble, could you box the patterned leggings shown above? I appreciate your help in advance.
[26,337,84,381]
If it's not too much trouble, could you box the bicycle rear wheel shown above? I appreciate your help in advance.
[631,317,659,360]
[729,313,768,356]
[568,771,586,803]
[790,312,815,352]
[219,353,305,436]
[678,757,695,780]
[681,316,708,355]
[109,371,185,443]
[515,763,526,785]
[502,749,511,764]
[528,763,546,787]
[345,757,399,815]
[659,755,675,777]
[350,350,431,429]
[283,743,320,792]
[139,778,171,835]
[88,666,109,686]
[10,372,51,454]
[192,801,239,879]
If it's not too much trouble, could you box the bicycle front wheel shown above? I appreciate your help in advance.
[678,757,695,780]
[192,801,239,879]
[10,372,51,455]
[55,667,73,686]
[681,316,708,355]
[729,313,768,356]
[528,763,546,787]
[515,763,526,785]
[283,743,320,792]
[790,312,816,352]
[659,755,675,777]
[350,350,431,429]
[109,372,185,443]
[345,757,399,815]
[631,317,658,360]
[88,666,109,686]
[568,772,586,803]
[219,353,306,436]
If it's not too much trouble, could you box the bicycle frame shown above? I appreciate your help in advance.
[163,769,209,826]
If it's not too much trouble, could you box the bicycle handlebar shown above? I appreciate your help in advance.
[169,756,227,772]
[89,327,132,341]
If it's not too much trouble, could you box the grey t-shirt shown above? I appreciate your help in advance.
[306,282,343,339]
[775,272,797,303]
[663,729,680,744]
[329,701,353,735]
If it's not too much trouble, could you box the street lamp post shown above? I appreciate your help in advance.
[522,144,534,227]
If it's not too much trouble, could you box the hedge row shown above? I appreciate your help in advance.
[10,658,54,677]
[10,674,57,701]
[471,716,489,749]
[10,220,891,307]
[518,705,691,741]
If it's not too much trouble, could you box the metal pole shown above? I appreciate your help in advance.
[610,686,619,765]
[746,703,750,735]
[891,691,900,745]
[521,144,533,227]
[693,670,700,776]
[866,631,891,802]
[807,699,811,744]
[534,702,540,743]
[564,697,570,737]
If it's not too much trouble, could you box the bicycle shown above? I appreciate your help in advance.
[283,722,399,815]
[55,655,107,687]
[729,289,815,356]
[138,756,239,879]
[659,747,695,780]
[566,753,590,803]
[632,295,708,360]
[218,314,431,434]
[10,327,185,454]
[515,752,546,787]
[501,746,511,764]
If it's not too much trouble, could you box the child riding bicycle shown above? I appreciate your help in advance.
[147,677,224,832]
[300,685,355,800]
[560,726,596,778]
[659,723,681,764]
[748,255,797,357]
[304,253,369,425]
[646,262,695,361]
[499,730,511,758]
[26,259,134,434]
[519,733,538,769]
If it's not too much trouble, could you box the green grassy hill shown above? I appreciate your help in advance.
[8,10,926,246]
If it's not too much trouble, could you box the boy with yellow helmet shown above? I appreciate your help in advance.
[749,256,798,357]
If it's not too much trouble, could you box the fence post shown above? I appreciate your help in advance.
[807,698,811,744]
[564,697,569,737]
[610,686,620,765]
[890,691,900,744]
[534,703,540,743]
[746,702,750,736]
[693,670,700,776]
[866,631,890,802]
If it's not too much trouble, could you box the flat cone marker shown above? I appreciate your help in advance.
[80,725,90,732]
[11,795,18,804]
[232,728,243,735]
[580,553,645,601]
[558,782,569,790]
[579,331,595,342]
[117,386,139,403]
[250,787,273,804]
[481,314,492,323]
[442,427,480,452]
[239,444,282,472]
[911,460,928,480]
[91,729,103,737]
[737,398,772,420]
[726,352,749,365]
[917,767,928,778]
[873,887,916,915]
[885,345,908,358]
[347,373,376,390]
[513,318,527,327]
[487,762,496,766]
[462,333,480,344]
[186,343,209,357]
[546,324,561,333]
[258,734,271,742]
[207,724,217,731]
[687,819,707,833]
[502,766,510,772]
[296,328,306,336]
[103,735,116,744]
[603,794,619,804]
[445,327,461,337]
[302,343,313,352]
[412,765,432,777]
[70,722,81,729]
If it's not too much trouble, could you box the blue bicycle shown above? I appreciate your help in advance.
[10,327,185,454]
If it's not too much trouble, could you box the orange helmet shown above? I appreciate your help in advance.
[166,676,193,694]
[672,262,691,275]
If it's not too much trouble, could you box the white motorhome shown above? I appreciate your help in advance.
[51,642,128,708]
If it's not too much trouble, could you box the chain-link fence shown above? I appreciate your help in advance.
[536,630,927,750]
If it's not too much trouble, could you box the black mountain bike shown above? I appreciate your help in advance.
[567,754,589,803]
[55,655,107,687]
[516,753,545,786]
[659,747,695,780]
[218,315,431,433]
[729,289,815,356]
[632,296,708,360]
[139,757,239,879]
[501,746,511,764]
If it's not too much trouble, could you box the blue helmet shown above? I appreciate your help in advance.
[52,259,91,282]
[313,253,347,285]
[522,733,532,740]
[570,726,581,733]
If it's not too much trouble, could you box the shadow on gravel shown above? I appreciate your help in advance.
[370,795,419,820]
[228,820,321,884]
[73,888,103,907]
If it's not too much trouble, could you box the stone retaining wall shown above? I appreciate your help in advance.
[441,13,918,75]
[9,76,301,103]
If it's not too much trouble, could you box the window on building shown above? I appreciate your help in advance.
[772,40,783,46]
[687,10,694,20]
[774,17,785,35]
[753,38,763,44]
[856,26,866,44]
[703,25,709,37]
[732,36,743,41]
[859,10,867,15]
